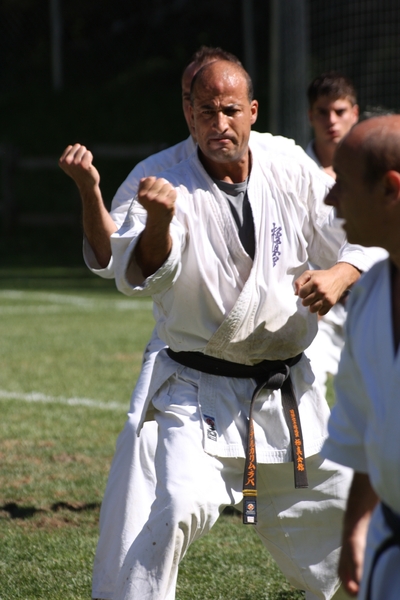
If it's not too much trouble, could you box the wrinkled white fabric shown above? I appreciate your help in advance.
[322,258,400,600]
[111,144,375,443]
[85,132,313,279]
[322,259,400,509]
[92,134,371,600]
[90,132,334,599]
[108,142,374,600]
[114,365,352,600]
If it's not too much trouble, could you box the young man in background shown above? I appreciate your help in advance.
[305,72,386,395]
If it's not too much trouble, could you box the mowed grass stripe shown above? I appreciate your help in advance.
[0,289,153,312]
[0,389,127,410]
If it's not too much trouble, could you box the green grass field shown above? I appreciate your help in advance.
[0,268,327,599]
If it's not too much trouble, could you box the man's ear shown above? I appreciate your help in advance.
[383,170,400,204]
[250,100,258,125]
[352,104,360,124]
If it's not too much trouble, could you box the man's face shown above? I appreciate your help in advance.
[325,143,383,246]
[309,96,359,145]
[189,67,258,166]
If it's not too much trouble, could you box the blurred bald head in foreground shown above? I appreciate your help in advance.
[326,115,400,265]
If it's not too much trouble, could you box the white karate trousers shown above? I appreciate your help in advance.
[305,305,345,397]
[92,336,163,600]
[113,368,352,600]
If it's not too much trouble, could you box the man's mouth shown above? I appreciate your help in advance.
[209,136,233,144]
[327,129,340,139]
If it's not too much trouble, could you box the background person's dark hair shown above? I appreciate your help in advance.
[307,71,357,108]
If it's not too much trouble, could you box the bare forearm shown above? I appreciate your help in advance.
[343,472,378,540]
[131,176,177,280]
[294,261,361,315]
[339,472,379,596]
[58,144,117,269]
[334,261,362,293]
[80,184,117,268]
[134,216,172,279]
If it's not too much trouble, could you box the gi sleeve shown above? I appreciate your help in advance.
[82,235,116,279]
[111,196,186,297]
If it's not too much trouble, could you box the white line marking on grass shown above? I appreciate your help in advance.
[0,389,127,411]
[0,290,152,312]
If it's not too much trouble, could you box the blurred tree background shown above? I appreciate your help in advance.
[0,0,399,267]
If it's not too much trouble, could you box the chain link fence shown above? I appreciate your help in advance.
[1,0,400,258]
[309,0,400,115]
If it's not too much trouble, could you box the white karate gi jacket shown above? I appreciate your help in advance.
[321,258,400,600]
[84,132,314,278]
[110,143,374,463]
[322,258,400,512]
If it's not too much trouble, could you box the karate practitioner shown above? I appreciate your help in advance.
[59,46,249,600]
[321,115,400,600]
[110,60,375,600]
[59,47,313,600]
[305,72,360,395]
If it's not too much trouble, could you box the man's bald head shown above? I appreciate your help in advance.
[181,48,243,140]
[327,114,400,250]
[190,60,254,105]
[340,115,400,185]
[187,59,258,181]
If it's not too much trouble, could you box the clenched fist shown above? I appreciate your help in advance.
[59,144,100,190]
[137,176,177,223]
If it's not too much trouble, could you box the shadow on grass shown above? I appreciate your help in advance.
[1,501,101,519]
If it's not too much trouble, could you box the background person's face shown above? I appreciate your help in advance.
[309,96,359,145]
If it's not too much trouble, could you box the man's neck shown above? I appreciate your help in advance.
[198,149,251,184]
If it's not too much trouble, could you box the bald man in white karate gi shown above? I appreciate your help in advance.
[110,60,376,600]
[59,47,317,600]
[322,115,400,600]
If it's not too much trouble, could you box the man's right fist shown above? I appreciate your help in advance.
[137,176,177,221]
[59,144,100,189]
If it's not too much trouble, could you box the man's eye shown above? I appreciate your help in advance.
[336,110,345,116]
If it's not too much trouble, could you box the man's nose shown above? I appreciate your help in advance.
[213,111,228,131]
[328,111,337,124]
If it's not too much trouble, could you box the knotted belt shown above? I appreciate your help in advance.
[166,349,308,525]
[366,503,400,600]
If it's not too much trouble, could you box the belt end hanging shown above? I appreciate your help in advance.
[242,489,257,524]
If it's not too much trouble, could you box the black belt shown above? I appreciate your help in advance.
[166,348,308,525]
[366,503,400,600]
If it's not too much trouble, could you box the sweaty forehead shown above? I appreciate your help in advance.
[193,62,247,99]
[313,95,352,109]
[193,74,247,106]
